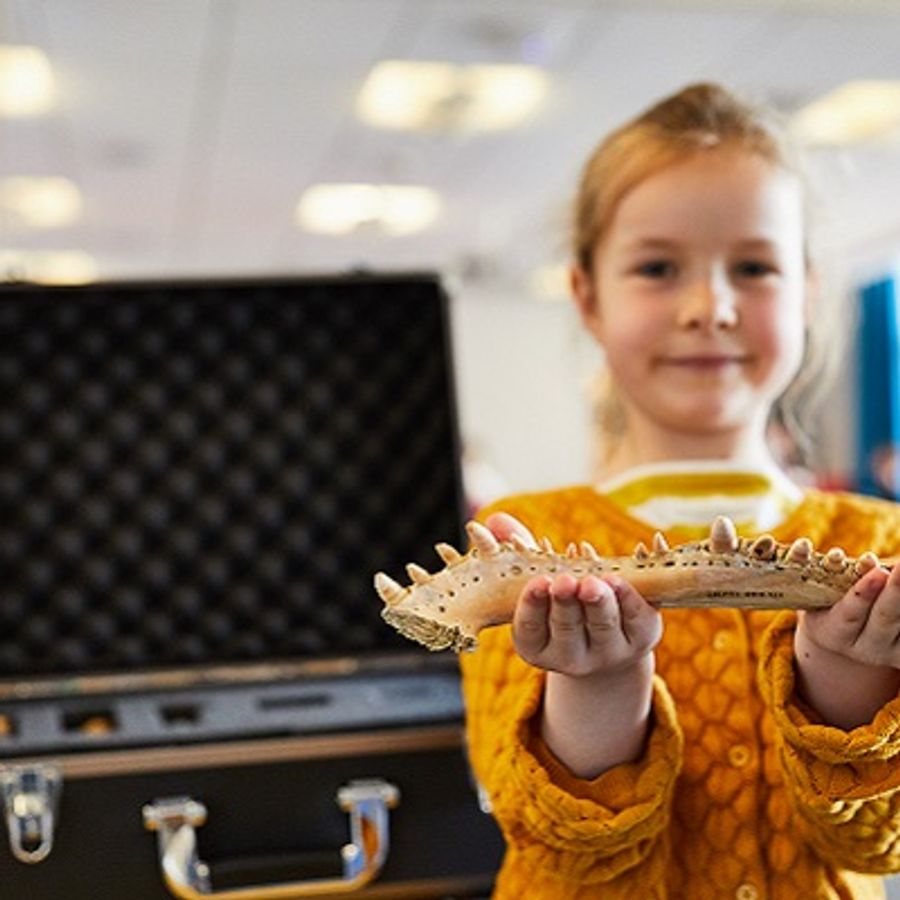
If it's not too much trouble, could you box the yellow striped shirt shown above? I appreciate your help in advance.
[595,460,803,538]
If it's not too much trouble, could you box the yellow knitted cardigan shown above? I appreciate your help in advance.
[460,487,900,900]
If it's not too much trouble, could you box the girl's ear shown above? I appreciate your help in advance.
[570,264,604,340]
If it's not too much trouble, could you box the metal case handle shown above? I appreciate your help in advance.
[142,778,400,899]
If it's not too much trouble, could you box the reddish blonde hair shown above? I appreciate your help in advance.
[574,82,806,273]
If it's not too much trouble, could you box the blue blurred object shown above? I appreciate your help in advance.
[856,277,900,498]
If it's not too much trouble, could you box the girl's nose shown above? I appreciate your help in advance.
[676,275,739,330]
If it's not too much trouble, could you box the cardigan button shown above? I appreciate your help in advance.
[735,883,759,900]
[728,744,752,768]
[712,629,732,651]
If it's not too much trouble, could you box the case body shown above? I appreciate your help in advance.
[0,275,503,898]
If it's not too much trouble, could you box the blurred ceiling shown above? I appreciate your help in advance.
[5,0,900,296]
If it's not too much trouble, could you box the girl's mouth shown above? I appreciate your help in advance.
[661,355,749,369]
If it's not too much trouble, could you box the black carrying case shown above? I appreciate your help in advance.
[0,274,503,899]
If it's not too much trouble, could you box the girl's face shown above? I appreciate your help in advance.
[572,148,809,448]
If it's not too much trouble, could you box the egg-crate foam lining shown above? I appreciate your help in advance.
[0,275,465,677]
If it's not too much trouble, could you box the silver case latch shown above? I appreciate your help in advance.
[0,763,63,863]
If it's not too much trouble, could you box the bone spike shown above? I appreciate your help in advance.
[580,541,601,561]
[566,542,579,558]
[854,551,880,577]
[785,538,813,565]
[653,532,669,554]
[539,537,555,553]
[435,542,462,565]
[406,563,431,584]
[374,572,406,604]
[510,534,532,553]
[749,535,776,560]
[709,516,739,553]
[824,547,847,572]
[466,521,500,556]
[633,541,650,561]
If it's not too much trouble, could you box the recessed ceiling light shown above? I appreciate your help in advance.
[295,184,441,236]
[792,81,900,145]
[0,177,82,228]
[0,45,56,116]
[356,60,547,132]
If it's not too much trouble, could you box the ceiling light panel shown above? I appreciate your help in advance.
[0,250,97,285]
[356,60,547,132]
[530,262,570,302]
[0,177,83,228]
[0,45,56,116]
[792,81,900,145]
[295,184,441,235]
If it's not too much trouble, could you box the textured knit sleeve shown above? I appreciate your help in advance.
[460,625,684,887]
[758,611,900,874]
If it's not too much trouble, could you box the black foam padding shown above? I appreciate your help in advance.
[0,274,465,676]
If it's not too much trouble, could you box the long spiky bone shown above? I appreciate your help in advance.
[374,516,894,652]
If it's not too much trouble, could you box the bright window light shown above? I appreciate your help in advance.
[0,45,56,116]
[792,81,900,145]
[0,177,82,228]
[356,60,548,132]
[295,184,441,235]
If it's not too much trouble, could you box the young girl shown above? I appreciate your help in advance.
[461,83,900,900]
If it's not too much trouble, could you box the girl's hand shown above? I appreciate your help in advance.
[794,565,900,729]
[798,565,900,668]
[484,512,662,678]
[513,572,662,678]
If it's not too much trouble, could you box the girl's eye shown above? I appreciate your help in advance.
[734,260,776,278]
[635,260,675,278]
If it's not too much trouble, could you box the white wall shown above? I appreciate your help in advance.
[448,272,883,497]
[449,291,600,504]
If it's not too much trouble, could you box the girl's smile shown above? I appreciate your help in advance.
[657,353,752,369]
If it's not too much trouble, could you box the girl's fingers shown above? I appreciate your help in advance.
[820,568,888,646]
[865,566,900,647]
[606,575,663,652]
[512,575,552,656]
[547,574,587,653]
[578,576,621,643]
[484,512,538,548]
[513,573,661,675]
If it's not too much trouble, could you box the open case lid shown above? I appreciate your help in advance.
[0,273,467,682]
